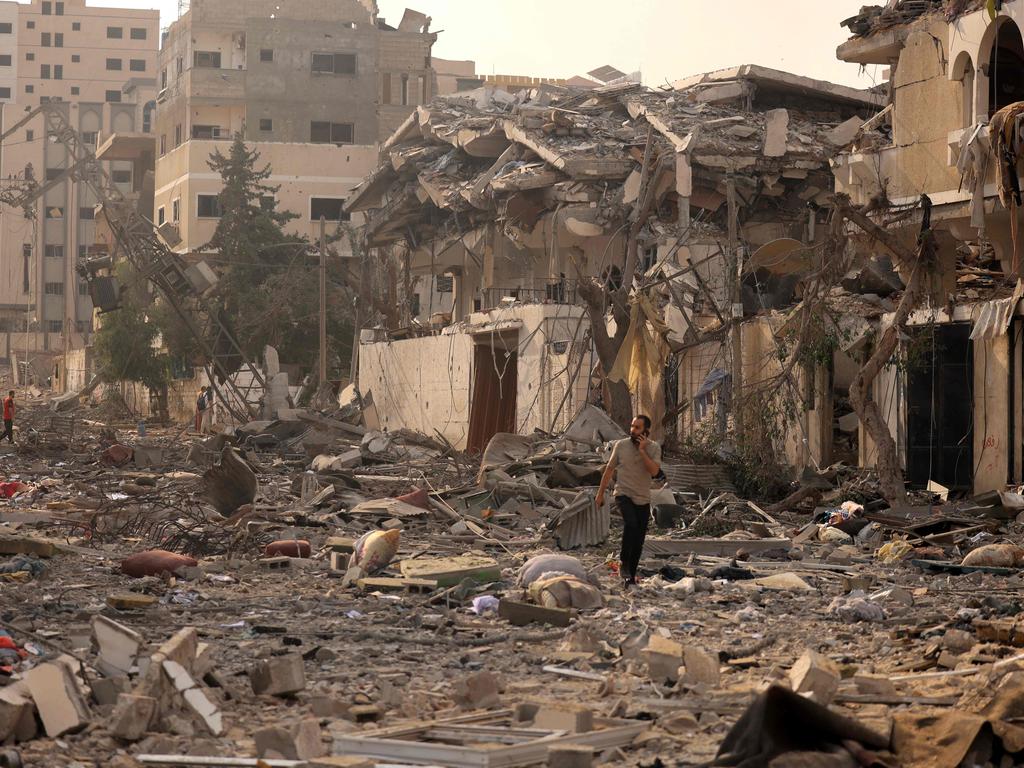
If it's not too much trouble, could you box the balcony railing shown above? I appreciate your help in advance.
[480,280,578,310]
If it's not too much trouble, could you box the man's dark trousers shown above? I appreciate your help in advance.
[616,495,650,580]
[1,420,12,443]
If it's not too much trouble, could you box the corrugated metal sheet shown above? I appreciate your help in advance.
[554,492,610,550]
[661,462,735,493]
[970,282,1024,340]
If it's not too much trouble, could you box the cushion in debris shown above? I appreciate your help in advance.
[351,529,400,575]
[396,487,431,510]
[121,549,198,578]
[101,444,134,467]
[264,540,311,558]
[518,553,588,587]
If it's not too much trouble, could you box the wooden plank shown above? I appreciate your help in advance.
[399,555,501,587]
[643,538,791,557]
[498,599,571,628]
[833,693,959,706]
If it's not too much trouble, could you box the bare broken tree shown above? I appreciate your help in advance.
[826,194,935,506]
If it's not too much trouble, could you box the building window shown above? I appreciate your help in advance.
[159,134,166,155]
[44,244,64,258]
[130,59,146,72]
[107,26,122,39]
[260,195,275,211]
[160,69,167,89]
[72,21,80,31]
[41,32,50,46]
[106,58,122,71]
[191,124,225,139]
[310,121,354,145]
[41,1,51,14]
[259,48,273,62]
[55,2,63,15]
[81,131,97,145]
[25,52,34,61]
[70,86,79,95]
[25,130,33,141]
[172,198,180,222]
[105,90,121,103]
[311,52,356,75]
[45,167,65,181]
[130,27,147,40]
[0,22,11,34]
[24,85,33,94]
[44,282,64,296]
[310,197,349,221]
[174,124,182,146]
[22,244,31,293]
[71,54,79,63]
[259,118,272,132]
[0,88,9,99]
[55,32,63,47]
[0,55,10,66]
[78,245,87,258]
[193,51,221,69]
[111,169,131,184]
[77,283,89,296]
[157,206,165,225]
[79,206,95,220]
[26,21,34,29]
[197,194,221,218]
[53,64,62,79]
[176,56,183,76]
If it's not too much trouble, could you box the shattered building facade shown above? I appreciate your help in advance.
[345,66,883,457]
[832,0,1024,493]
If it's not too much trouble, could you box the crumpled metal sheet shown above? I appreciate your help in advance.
[970,280,1024,340]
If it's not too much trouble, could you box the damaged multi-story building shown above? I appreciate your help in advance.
[830,0,1024,494]
[344,65,883,457]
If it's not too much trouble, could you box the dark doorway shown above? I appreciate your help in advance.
[467,341,517,453]
[906,323,973,489]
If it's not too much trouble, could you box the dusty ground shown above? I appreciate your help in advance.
[2,392,1023,768]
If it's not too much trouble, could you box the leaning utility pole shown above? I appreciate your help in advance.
[318,216,327,386]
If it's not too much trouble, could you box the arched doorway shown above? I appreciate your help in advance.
[989,19,1024,116]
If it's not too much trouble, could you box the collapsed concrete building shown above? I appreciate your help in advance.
[344,66,883,458]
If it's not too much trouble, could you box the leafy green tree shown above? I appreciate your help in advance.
[196,133,354,373]
[93,264,169,392]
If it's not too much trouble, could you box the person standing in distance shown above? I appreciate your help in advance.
[595,415,661,588]
[1,390,14,444]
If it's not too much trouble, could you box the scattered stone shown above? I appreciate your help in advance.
[789,649,840,705]
[109,694,156,741]
[452,671,501,709]
[255,719,325,761]
[23,662,91,737]
[249,654,306,697]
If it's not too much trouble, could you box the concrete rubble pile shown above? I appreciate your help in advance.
[3,390,1024,767]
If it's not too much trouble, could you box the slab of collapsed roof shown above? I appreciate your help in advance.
[837,0,985,64]
[346,65,880,248]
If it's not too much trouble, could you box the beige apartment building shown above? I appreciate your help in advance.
[152,0,435,253]
[0,0,159,366]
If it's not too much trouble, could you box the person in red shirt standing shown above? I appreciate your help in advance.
[1,390,14,444]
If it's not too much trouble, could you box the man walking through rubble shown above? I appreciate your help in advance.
[596,415,661,588]
[1,390,14,445]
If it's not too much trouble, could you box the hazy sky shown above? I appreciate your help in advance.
[93,0,883,90]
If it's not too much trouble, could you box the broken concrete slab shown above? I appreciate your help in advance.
[682,646,721,687]
[643,634,683,683]
[110,694,157,741]
[0,681,37,743]
[498,598,571,627]
[92,615,143,678]
[255,719,326,761]
[24,661,91,737]
[452,670,501,709]
[763,108,789,157]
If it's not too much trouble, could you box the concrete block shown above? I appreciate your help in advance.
[548,744,593,768]
[682,646,721,687]
[249,653,306,696]
[643,634,683,683]
[90,675,129,707]
[827,116,863,147]
[24,662,91,736]
[106,593,158,610]
[532,701,593,733]
[110,694,157,741]
[498,599,571,627]
[789,649,840,705]
[0,535,56,558]
[330,551,351,571]
[255,718,325,761]
[853,674,898,697]
[452,670,501,709]
[92,615,143,678]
